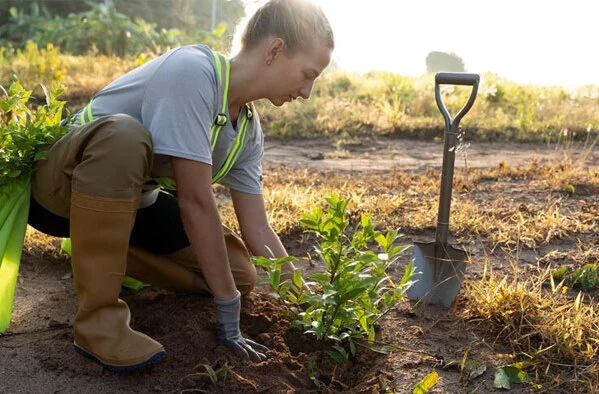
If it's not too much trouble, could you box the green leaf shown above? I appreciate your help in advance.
[325,348,345,364]
[389,244,410,256]
[494,368,511,389]
[33,150,48,161]
[309,272,329,283]
[61,238,72,256]
[401,260,416,286]
[202,364,218,385]
[279,281,291,297]
[293,269,303,289]
[552,266,567,281]
[463,359,487,381]
[0,178,30,333]
[412,371,439,394]
[270,269,281,289]
[7,170,21,178]
[256,277,271,286]
[250,255,271,269]
[502,364,530,383]
[337,283,372,304]
[374,233,387,248]
[358,312,368,331]
[494,364,529,389]
[368,344,396,354]
[121,276,149,291]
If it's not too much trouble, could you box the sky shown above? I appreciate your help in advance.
[240,0,599,88]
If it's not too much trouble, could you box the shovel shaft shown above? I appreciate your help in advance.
[434,73,479,246]
[436,123,458,246]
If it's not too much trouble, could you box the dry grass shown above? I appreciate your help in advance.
[461,261,599,392]
[220,159,597,391]
[59,55,135,105]
[220,160,599,251]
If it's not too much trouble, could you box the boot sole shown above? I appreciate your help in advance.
[74,342,166,372]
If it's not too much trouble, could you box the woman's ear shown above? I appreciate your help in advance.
[265,38,285,65]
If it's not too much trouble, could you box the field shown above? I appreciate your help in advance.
[1,46,599,393]
[1,133,598,393]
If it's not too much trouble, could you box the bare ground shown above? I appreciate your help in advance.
[1,137,597,394]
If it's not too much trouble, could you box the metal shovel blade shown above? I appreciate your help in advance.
[407,241,467,308]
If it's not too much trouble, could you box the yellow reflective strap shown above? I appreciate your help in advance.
[212,51,223,84]
[210,51,229,151]
[224,115,249,172]
[222,58,230,113]
[86,99,94,123]
[210,124,221,152]
[79,98,94,125]
[212,111,249,183]
[210,51,228,115]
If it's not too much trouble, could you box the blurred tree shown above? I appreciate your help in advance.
[425,51,466,73]
[0,0,245,33]
[0,0,85,27]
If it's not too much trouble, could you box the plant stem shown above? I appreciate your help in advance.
[322,302,342,340]
[329,233,345,285]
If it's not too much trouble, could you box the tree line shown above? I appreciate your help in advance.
[0,0,245,56]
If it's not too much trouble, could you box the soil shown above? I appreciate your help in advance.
[1,137,597,394]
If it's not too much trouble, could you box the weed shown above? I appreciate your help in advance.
[180,361,236,391]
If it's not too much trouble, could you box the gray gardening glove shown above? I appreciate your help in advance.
[215,290,268,362]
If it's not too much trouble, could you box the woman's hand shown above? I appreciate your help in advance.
[215,291,269,362]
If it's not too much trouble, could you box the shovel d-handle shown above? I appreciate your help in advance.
[435,72,479,131]
[434,72,479,248]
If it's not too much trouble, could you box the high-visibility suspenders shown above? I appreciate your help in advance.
[78,49,251,187]
[209,51,252,184]
[80,98,94,125]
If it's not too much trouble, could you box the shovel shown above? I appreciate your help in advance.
[407,72,480,308]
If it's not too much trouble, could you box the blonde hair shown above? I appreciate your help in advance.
[240,0,334,55]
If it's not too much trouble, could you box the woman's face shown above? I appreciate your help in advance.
[266,42,332,107]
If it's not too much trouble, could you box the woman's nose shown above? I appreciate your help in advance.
[299,81,314,99]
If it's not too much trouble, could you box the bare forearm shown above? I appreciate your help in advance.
[245,225,286,258]
[244,226,300,276]
[179,199,237,300]
[230,190,298,279]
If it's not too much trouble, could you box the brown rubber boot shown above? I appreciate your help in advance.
[126,227,257,296]
[126,246,206,294]
[70,191,165,371]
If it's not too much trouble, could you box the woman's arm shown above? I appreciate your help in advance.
[230,190,298,277]
[172,157,238,300]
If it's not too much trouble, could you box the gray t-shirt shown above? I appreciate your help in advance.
[71,44,263,194]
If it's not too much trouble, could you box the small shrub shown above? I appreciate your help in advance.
[253,195,415,357]
[0,81,68,185]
